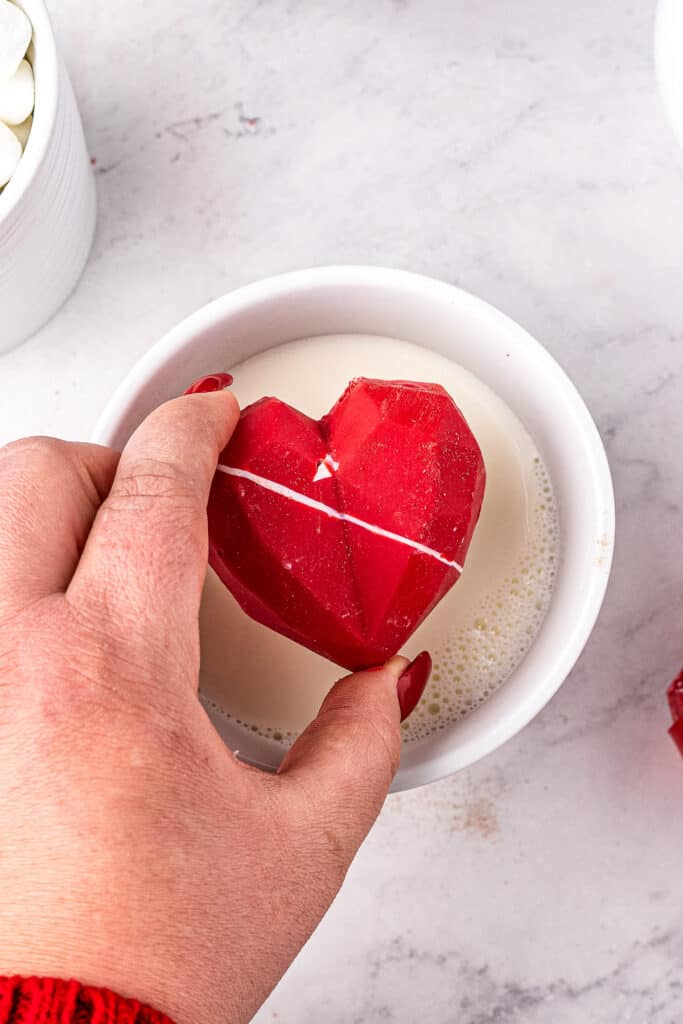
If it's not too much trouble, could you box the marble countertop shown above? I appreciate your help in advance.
[2,0,682,1020]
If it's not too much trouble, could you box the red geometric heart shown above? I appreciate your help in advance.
[206,378,486,671]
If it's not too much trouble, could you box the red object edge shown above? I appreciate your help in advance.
[670,720,683,757]
[667,670,683,757]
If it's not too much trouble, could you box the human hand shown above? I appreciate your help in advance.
[0,388,430,1024]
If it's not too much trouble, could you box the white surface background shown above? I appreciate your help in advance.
[2,1,683,1020]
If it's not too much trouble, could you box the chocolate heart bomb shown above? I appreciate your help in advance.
[196,376,486,671]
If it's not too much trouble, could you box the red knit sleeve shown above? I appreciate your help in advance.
[0,977,175,1024]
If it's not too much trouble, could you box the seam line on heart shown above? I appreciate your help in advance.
[216,464,464,573]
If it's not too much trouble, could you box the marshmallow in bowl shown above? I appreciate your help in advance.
[0,119,22,186]
[0,0,31,84]
[0,1,35,192]
[0,58,34,124]
[9,111,30,146]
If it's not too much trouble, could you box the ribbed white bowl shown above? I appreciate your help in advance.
[0,0,95,353]
[93,267,615,791]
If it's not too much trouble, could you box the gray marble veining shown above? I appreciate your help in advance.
[1,0,682,1021]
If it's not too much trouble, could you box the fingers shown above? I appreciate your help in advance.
[0,438,119,620]
[68,390,239,645]
[278,653,431,863]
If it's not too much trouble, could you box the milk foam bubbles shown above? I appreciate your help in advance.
[199,335,560,746]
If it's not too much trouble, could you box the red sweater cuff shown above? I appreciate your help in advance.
[0,977,175,1024]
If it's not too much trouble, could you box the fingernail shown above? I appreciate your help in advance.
[185,373,234,395]
[397,651,432,722]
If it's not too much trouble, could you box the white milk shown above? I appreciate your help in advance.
[199,335,559,745]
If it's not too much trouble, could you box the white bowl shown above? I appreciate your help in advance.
[655,0,683,149]
[93,267,615,791]
[0,0,96,352]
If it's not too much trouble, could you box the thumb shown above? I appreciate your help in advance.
[278,652,432,856]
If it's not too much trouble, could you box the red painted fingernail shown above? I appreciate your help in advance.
[397,651,432,722]
[185,373,234,395]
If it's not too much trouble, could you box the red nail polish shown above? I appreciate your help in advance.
[185,373,234,395]
[397,651,432,722]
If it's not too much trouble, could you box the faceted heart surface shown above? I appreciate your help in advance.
[207,378,486,671]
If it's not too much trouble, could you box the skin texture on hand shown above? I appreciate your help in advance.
[0,391,416,1024]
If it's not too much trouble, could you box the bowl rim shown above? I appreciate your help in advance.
[93,266,616,790]
[0,0,58,223]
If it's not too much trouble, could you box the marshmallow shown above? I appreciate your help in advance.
[0,58,34,124]
[0,0,31,85]
[9,111,31,147]
[0,118,22,186]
